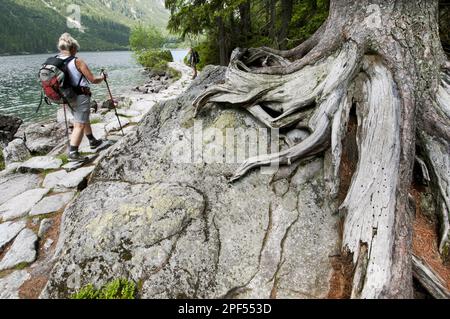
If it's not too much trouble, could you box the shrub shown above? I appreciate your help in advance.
[71,278,137,299]
[167,67,181,81]
[136,49,174,74]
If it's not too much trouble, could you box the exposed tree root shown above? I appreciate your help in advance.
[417,70,450,262]
[193,0,449,298]
[412,255,450,299]
[194,42,360,182]
[194,40,410,297]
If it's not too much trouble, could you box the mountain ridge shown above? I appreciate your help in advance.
[0,0,169,55]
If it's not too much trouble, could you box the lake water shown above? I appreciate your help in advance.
[0,49,189,123]
[170,49,189,63]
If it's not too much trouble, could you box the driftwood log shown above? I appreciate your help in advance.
[193,0,450,298]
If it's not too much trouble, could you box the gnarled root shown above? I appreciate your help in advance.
[418,70,450,261]
[247,43,360,181]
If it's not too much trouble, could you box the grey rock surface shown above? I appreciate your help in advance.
[24,122,65,154]
[101,99,115,110]
[0,229,37,271]
[18,156,62,173]
[43,167,94,191]
[42,66,339,299]
[2,139,31,165]
[0,173,41,206]
[43,238,54,251]
[105,117,130,133]
[0,220,26,251]
[0,163,21,178]
[117,109,141,118]
[78,123,107,153]
[0,188,50,221]
[0,270,30,299]
[38,218,54,238]
[30,192,75,216]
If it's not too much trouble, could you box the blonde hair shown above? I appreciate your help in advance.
[57,33,80,51]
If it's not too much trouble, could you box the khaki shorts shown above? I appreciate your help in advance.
[68,94,91,124]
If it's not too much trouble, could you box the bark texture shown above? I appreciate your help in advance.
[193,0,449,299]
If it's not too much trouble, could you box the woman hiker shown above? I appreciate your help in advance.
[188,48,199,80]
[57,33,106,162]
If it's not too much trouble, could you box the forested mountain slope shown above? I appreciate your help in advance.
[0,0,169,54]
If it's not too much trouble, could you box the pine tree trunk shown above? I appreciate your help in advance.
[239,1,252,41]
[268,0,277,45]
[216,16,228,66]
[278,0,293,50]
[194,0,449,298]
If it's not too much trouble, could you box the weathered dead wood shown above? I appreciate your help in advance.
[412,255,450,299]
[420,133,450,258]
[418,71,450,261]
[340,56,401,299]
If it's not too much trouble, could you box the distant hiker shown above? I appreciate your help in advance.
[56,33,106,162]
[188,48,200,80]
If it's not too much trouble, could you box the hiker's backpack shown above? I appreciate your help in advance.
[38,56,77,106]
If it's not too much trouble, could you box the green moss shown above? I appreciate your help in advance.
[442,242,449,263]
[167,66,181,81]
[137,279,144,293]
[71,278,136,299]
[41,169,55,178]
[90,118,102,125]
[14,262,30,270]
[57,154,69,165]
[181,115,195,129]
[212,111,241,134]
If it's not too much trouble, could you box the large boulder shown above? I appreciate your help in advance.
[2,139,31,165]
[0,114,22,147]
[24,121,66,154]
[41,66,340,299]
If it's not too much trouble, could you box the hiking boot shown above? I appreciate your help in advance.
[68,151,87,162]
[89,138,103,150]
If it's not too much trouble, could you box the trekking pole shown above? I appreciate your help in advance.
[101,69,124,137]
[62,104,70,148]
[58,89,74,149]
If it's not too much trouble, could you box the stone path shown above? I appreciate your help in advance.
[0,61,196,299]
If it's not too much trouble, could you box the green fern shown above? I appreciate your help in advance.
[71,279,136,299]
